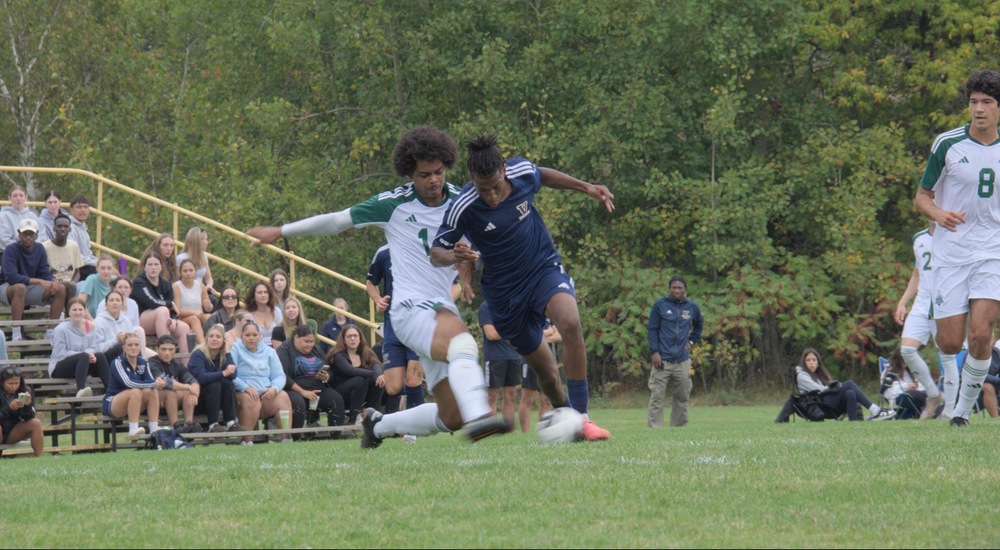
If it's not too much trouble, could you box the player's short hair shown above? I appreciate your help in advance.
[964,69,1000,102]
[669,275,687,289]
[465,134,505,178]
[392,126,457,178]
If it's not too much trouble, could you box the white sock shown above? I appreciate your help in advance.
[373,403,447,438]
[940,354,960,417]
[447,357,492,423]
[952,355,989,419]
[129,422,139,433]
[901,346,940,398]
[148,421,159,432]
[12,327,22,340]
[869,404,881,415]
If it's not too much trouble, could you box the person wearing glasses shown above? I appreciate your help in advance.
[205,286,241,333]
[0,366,44,456]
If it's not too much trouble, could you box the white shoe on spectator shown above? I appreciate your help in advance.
[127,427,146,441]
[76,387,93,398]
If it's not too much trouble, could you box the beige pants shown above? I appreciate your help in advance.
[647,360,691,427]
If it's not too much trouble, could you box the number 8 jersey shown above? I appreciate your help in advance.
[920,123,1000,267]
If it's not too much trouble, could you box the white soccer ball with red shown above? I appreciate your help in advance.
[536,407,584,444]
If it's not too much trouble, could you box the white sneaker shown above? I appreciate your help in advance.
[239,440,254,446]
[280,438,292,444]
[76,387,93,398]
[127,427,146,441]
[867,409,897,421]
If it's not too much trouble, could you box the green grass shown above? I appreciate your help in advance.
[3,407,998,548]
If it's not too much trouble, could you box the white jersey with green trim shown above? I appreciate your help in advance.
[919,124,1000,266]
[348,183,462,305]
[911,229,933,318]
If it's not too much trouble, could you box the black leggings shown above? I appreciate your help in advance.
[195,377,238,426]
[333,377,384,422]
[822,380,874,421]
[51,352,109,392]
[288,386,346,429]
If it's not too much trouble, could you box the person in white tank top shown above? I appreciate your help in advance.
[173,259,211,345]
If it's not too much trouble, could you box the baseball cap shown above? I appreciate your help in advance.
[17,218,39,234]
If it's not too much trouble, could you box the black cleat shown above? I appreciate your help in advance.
[465,416,508,442]
[360,408,384,449]
[949,417,970,428]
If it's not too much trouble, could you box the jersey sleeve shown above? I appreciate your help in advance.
[366,250,386,285]
[432,201,465,251]
[348,194,397,228]
[919,141,948,191]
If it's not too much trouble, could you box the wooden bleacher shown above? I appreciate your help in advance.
[1,306,358,457]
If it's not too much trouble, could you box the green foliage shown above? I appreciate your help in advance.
[2,0,998,391]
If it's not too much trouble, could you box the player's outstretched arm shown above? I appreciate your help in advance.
[247,226,282,246]
[247,209,355,246]
[914,187,964,231]
[538,167,615,213]
[430,242,479,268]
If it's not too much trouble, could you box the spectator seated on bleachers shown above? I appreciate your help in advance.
[0,218,66,341]
[276,324,345,438]
[148,334,201,433]
[204,286,240,334]
[37,189,69,243]
[77,254,116,319]
[104,333,163,441]
[230,320,292,445]
[0,365,44,457]
[271,297,308,349]
[67,195,97,280]
[40,213,82,302]
[48,298,109,398]
[188,324,244,433]
[327,325,384,424]
[0,185,39,249]
[319,297,355,356]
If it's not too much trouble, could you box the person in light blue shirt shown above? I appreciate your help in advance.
[230,320,292,444]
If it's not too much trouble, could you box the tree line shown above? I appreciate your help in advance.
[0,0,994,394]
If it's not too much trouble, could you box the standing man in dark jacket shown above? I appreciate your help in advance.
[647,276,703,428]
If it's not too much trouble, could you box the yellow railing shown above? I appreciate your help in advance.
[0,166,378,345]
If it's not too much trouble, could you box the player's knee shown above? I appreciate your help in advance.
[446,332,478,363]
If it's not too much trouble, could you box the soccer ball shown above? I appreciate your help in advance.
[536,407,584,444]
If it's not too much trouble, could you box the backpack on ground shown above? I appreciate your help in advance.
[145,428,193,450]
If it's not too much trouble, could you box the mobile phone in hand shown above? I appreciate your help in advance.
[18,392,28,403]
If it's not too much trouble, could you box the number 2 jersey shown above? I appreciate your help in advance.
[920,123,1000,267]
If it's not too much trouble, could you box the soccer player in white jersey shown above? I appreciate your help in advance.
[914,69,1000,427]
[247,126,506,447]
[430,134,613,441]
[894,223,947,419]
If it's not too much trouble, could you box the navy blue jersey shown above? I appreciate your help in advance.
[366,244,396,341]
[434,158,561,308]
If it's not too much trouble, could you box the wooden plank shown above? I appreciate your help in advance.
[1,443,113,456]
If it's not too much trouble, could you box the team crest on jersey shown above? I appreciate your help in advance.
[682,310,691,320]
[516,201,530,220]
[935,293,944,308]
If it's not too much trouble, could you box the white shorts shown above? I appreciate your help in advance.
[933,259,1000,319]
[901,296,936,344]
[389,296,459,391]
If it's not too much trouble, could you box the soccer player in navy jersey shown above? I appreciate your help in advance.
[430,134,613,441]
[248,126,506,448]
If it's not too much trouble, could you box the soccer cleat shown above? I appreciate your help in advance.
[580,418,611,441]
[127,427,146,441]
[866,409,897,421]
[949,416,969,428]
[465,416,508,442]
[919,395,943,420]
[360,408,384,449]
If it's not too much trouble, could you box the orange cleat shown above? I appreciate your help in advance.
[580,418,610,441]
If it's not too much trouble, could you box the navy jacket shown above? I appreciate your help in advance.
[647,296,704,364]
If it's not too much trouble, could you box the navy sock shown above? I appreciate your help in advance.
[567,379,588,416]
[405,384,425,409]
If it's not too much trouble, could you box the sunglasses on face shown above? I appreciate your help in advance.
[222,295,238,300]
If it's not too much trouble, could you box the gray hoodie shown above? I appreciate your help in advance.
[68,216,96,267]
[48,320,100,375]
[94,309,135,353]
[0,206,39,248]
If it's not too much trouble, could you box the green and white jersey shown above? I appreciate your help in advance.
[920,124,1000,266]
[911,229,934,317]
[348,183,461,305]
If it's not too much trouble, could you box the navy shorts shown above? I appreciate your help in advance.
[485,359,522,388]
[488,264,575,356]
[381,334,419,370]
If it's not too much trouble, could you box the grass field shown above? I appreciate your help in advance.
[3,406,998,548]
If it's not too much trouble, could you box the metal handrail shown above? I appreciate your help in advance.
[0,166,378,343]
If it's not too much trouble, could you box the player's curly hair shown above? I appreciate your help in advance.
[391,126,457,177]
[465,134,505,178]
[964,69,1000,102]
